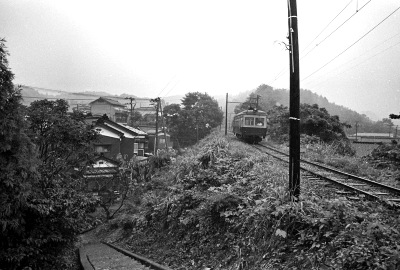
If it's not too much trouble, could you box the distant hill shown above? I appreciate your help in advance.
[227,84,389,134]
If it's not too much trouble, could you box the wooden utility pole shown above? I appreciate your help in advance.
[355,121,359,141]
[124,97,136,126]
[288,0,301,198]
[160,102,168,149]
[150,97,161,154]
[256,95,261,110]
[225,93,228,135]
[225,93,246,135]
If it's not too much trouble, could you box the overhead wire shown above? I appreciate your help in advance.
[302,5,400,83]
[305,31,400,89]
[269,0,369,85]
[162,80,180,98]
[300,0,353,56]
[300,0,373,61]
[305,38,400,90]
[156,75,177,97]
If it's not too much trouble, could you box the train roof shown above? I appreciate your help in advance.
[235,109,267,116]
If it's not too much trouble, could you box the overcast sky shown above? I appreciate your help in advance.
[1,0,399,120]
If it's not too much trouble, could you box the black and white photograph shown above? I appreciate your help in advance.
[1,1,400,269]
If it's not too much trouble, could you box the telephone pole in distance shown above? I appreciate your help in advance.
[124,97,136,126]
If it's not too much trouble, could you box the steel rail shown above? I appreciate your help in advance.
[299,165,380,200]
[249,143,400,205]
[257,143,400,196]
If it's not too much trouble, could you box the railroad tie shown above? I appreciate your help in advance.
[347,183,367,187]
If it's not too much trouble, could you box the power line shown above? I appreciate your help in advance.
[300,0,373,61]
[302,5,400,82]
[269,0,370,86]
[305,30,400,88]
[156,75,177,97]
[305,37,400,90]
[300,0,353,56]
[162,80,180,98]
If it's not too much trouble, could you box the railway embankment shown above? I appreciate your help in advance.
[93,132,400,269]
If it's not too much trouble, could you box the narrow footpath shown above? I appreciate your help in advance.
[81,243,151,270]
[78,228,173,270]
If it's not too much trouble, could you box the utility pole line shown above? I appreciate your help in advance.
[150,97,161,154]
[124,97,136,126]
[288,0,301,199]
[225,93,246,136]
[225,93,228,136]
[160,102,168,150]
[355,121,359,141]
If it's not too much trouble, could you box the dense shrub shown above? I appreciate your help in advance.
[370,143,400,165]
[100,132,400,270]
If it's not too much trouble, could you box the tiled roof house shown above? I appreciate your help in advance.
[89,97,128,123]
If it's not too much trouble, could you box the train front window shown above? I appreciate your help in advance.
[255,118,265,126]
[245,117,255,126]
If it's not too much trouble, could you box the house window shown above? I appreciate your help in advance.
[94,145,111,153]
[133,139,146,156]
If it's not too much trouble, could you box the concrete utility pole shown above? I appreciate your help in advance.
[288,0,301,199]
[124,97,136,126]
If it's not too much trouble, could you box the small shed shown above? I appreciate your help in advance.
[84,156,120,192]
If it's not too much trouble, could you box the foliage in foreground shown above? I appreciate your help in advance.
[103,132,400,270]
[1,40,98,269]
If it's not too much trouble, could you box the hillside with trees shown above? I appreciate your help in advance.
[90,132,400,270]
[232,84,393,135]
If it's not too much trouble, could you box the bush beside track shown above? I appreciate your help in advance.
[95,132,400,270]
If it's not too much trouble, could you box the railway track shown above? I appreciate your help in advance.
[80,242,173,270]
[253,143,400,206]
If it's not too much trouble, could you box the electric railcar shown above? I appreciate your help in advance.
[232,109,268,143]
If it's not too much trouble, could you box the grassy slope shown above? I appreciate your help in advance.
[96,132,400,270]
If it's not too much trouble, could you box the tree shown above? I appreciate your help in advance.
[265,103,348,143]
[299,104,347,142]
[234,85,278,113]
[390,113,400,119]
[164,92,223,147]
[0,38,41,269]
[12,99,99,268]
[131,110,143,124]
[0,39,99,269]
